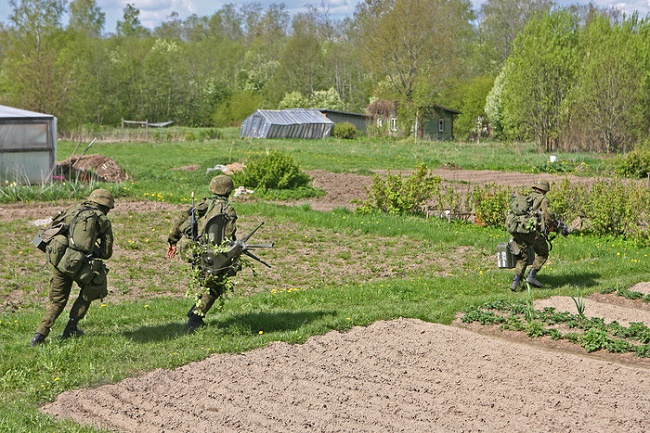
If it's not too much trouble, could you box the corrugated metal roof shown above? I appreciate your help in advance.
[0,104,53,119]
[258,109,333,125]
[240,109,334,139]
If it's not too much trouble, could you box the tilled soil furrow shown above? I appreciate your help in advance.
[42,319,650,433]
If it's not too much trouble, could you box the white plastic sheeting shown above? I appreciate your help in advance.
[0,105,57,184]
[240,109,333,139]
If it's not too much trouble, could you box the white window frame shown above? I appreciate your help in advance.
[390,117,397,132]
[377,117,383,128]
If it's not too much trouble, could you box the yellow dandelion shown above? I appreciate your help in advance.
[258,330,264,335]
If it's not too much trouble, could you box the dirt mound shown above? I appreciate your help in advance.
[57,154,129,183]
[42,315,650,433]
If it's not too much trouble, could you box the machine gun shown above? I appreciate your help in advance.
[201,221,274,276]
[543,215,571,250]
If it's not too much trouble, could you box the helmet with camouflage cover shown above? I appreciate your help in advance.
[209,175,234,196]
[88,188,115,209]
[533,179,550,193]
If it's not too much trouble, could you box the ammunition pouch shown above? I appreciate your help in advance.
[79,260,108,301]
[46,234,68,268]
[55,247,88,278]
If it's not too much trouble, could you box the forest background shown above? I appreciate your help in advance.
[1,0,650,154]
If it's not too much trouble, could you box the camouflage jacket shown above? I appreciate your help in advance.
[168,195,237,245]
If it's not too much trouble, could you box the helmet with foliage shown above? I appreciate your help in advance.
[88,188,115,209]
[533,179,550,193]
[209,175,234,196]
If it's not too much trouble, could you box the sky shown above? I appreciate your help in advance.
[1,0,650,34]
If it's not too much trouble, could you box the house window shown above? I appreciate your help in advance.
[438,119,445,133]
[377,117,383,128]
[390,118,397,132]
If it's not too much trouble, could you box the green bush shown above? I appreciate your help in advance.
[332,122,358,139]
[233,150,311,190]
[353,163,441,215]
[547,177,650,243]
[470,183,510,227]
[615,150,650,178]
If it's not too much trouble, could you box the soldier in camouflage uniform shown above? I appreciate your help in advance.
[30,189,114,346]
[167,175,238,333]
[510,179,553,291]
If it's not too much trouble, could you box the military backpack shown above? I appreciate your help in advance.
[34,205,102,277]
[505,193,539,235]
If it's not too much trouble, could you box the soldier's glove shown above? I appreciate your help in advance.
[167,244,177,259]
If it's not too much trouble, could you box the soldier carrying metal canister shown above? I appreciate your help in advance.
[506,179,565,291]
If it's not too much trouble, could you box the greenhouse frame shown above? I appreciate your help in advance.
[240,109,334,139]
[0,104,57,184]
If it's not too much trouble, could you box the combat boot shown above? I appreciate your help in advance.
[62,317,85,339]
[30,333,46,347]
[510,274,522,292]
[186,314,205,334]
[186,305,205,334]
[526,268,543,288]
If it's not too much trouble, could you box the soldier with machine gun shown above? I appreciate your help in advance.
[167,175,272,333]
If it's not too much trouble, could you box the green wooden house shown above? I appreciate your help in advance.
[366,100,460,140]
[417,105,461,141]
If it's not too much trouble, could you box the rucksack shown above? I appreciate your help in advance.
[66,207,101,254]
[505,193,539,234]
[34,206,100,253]
[34,205,102,278]
[510,194,533,216]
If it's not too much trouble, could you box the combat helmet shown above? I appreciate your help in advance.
[88,188,115,209]
[533,179,550,193]
[209,175,234,196]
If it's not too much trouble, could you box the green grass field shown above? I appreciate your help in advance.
[0,133,644,432]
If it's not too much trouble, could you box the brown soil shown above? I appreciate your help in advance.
[11,166,650,432]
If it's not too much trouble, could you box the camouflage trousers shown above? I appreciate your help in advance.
[512,232,549,277]
[190,272,228,317]
[36,264,108,337]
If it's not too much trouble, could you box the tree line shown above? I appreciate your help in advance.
[0,0,647,152]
